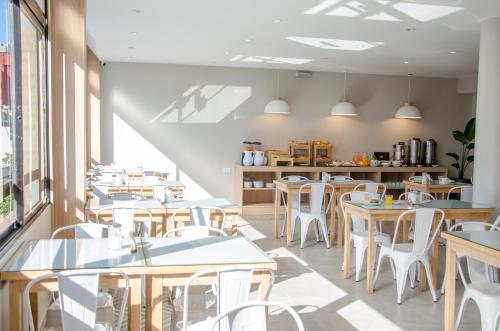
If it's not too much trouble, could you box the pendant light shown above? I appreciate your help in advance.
[395,74,422,119]
[264,70,290,114]
[331,71,357,116]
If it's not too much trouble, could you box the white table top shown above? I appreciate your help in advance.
[142,236,272,267]
[86,197,239,211]
[3,239,145,272]
[87,180,184,188]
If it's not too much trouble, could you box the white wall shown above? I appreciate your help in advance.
[101,62,472,201]
[0,205,52,330]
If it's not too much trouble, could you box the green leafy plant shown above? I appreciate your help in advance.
[0,194,12,216]
[446,117,475,179]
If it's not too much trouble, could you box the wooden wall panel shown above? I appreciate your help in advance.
[86,47,101,167]
[48,0,87,229]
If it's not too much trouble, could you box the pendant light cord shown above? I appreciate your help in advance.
[343,71,347,99]
[407,74,412,104]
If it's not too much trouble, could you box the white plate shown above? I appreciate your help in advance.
[364,200,381,206]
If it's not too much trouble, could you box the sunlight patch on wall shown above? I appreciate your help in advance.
[179,170,212,200]
[149,85,251,123]
[112,113,177,175]
[391,2,463,22]
[287,36,383,51]
[265,247,347,312]
[337,300,403,331]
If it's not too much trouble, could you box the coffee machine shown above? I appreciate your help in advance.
[392,142,406,162]
[407,138,422,166]
[423,139,437,166]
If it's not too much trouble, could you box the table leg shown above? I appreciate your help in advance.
[128,276,141,331]
[343,212,352,279]
[444,243,457,331]
[231,216,238,236]
[286,192,293,246]
[258,272,272,300]
[337,194,345,246]
[329,192,337,247]
[367,218,375,294]
[274,188,281,239]
[30,292,38,328]
[146,276,163,331]
[9,281,22,331]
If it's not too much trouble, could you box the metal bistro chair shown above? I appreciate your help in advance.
[374,208,445,304]
[353,182,387,198]
[279,176,309,239]
[23,270,129,331]
[96,206,153,238]
[172,206,227,231]
[182,267,275,331]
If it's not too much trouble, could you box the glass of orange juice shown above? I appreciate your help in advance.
[385,194,394,206]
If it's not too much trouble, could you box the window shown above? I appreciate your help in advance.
[0,0,48,245]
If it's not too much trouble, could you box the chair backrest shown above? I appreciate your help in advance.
[163,226,227,238]
[330,175,354,181]
[209,301,304,331]
[449,221,500,232]
[353,182,386,198]
[183,267,275,331]
[340,191,378,232]
[96,206,153,237]
[457,256,492,288]
[281,176,309,182]
[23,270,129,331]
[398,191,435,203]
[393,208,445,254]
[447,186,473,202]
[172,206,226,229]
[107,192,143,201]
[298,182,334,215]
[51,223,108,239]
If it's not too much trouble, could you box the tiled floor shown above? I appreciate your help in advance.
[116,212,485,330]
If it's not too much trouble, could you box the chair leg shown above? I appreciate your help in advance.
[440,271,447,294]
[313,221,320,242]
[476,297,500,331]
[422,259,438,302]
[389,259,396,280]
[280,214,286,238]
[396,263,410,304]
[355,244,367,282]
[319,218,330,249]
[409,262,418,289]
[455,292,469,331]
[374,251,386,286]
[300,218,310,249]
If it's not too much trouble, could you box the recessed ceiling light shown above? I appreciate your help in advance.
[403,60,409,64]
[128,46,135,49]
[132,9,142,14]
[244,38,253,42]
[405,27,416,32]
[449,50,456,54]
[130,32,138,36]
[274,19,283,23]
[224,51,230,55]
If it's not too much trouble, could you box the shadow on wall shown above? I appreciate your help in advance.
[105,81,255,200]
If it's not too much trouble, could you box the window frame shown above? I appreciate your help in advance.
[0,0,49,250]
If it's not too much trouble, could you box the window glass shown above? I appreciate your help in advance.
[0,0,15,239]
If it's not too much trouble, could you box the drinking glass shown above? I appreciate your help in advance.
[385,194,394,206]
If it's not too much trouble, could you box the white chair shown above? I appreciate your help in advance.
[330,175,354,181]
[399,191,435,242]
[440,221,500,294]
[209,301,304,331]
[340,191,394,282]
[455,256,500,331]
[164,225,227,238]
[172,206,227,231]
[107,191,143,201]
[280,176,309,238]
[374,208,445,304]
[24,270,129,331]
[182,267,275,331]
[297,182,334,249]
[447,185,473,202]
[353,182,386,198]
[97,206,153,237]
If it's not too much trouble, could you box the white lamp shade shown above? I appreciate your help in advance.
[264,98,290,114]
[330,99,357,116]
[395,103,422,119]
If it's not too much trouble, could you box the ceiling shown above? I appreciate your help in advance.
[86,0,500,78]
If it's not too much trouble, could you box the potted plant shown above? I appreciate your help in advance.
[446,117,475,182]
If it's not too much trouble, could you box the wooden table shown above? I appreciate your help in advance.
[85,198,242,236]
[403,180,471,199]
[343,200,494,294]
[273,179,335,247]
[142,236,277,331]
[0,238,145,331]
[86,179,185,198]
[442,231,500,331]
